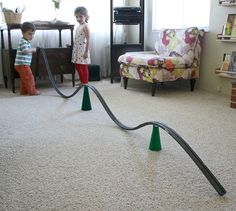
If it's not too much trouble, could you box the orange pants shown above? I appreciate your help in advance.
[75,64,89,84]
[15,65,37,95]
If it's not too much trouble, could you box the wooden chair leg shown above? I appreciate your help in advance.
[4,76,7,88]
[72,73,75,87]
[123,77,128,89]
[190,78,196,91]
[151,82,157,96]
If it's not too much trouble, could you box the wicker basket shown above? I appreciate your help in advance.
[3,11,22,24]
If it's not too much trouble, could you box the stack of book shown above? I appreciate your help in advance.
[231,81,236,109]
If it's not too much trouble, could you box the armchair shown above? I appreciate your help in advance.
[118,27,204,96]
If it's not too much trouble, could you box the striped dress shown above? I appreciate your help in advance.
[14,38,33,66]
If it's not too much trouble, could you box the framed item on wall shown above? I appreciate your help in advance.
[228,51,236,72]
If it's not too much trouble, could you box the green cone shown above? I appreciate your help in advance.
[149,125,162,151]
[81,86,92,111]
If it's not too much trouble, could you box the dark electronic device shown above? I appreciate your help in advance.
[113,7,143,24]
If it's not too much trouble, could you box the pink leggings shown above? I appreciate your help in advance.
[75,64,89,84]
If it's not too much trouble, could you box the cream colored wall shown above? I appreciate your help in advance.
[144,0,236,96]
[198,0,236,96]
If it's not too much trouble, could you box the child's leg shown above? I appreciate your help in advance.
[75,64,89,84]
[15,66,27,94]
[19,78,27,95]
[15,65,37,95]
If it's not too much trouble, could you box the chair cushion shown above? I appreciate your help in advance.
[118,27,204,71]
[154,27,200,65]
[118,51,189,70]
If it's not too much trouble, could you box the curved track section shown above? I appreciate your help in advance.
[40,48,83,98]
[40,48,226,196]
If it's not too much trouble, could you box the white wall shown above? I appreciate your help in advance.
[145,0,236,96]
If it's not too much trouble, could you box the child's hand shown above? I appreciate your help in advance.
[83,52,88,59]
[22,48,37,54]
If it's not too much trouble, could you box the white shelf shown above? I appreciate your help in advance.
[216,39,236,42]
[216,35,236,42]
[219,2,236,6]
[215,69,236,79]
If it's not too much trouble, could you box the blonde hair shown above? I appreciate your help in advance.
[74,6,89,23]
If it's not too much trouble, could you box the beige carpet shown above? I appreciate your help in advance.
[0,80,236,211]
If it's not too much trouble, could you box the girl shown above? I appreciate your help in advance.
[72,6,90,84]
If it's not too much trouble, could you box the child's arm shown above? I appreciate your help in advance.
[21,47,36,54]
[83,24,90,59]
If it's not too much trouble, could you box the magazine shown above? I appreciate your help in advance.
[225,14,236,36]
[221,53,231,71]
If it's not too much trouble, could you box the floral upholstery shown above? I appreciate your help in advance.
[155,27,202,66]
[118,27,204,95]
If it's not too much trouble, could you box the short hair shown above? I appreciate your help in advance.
[74,6,89,22]
[21,22,36,33]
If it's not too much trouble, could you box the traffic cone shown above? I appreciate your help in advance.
[81,86,92,111]
[149,125,162,151]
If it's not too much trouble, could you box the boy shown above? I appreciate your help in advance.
[14,22,40,95]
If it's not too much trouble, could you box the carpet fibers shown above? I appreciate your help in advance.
[0,80,236,210]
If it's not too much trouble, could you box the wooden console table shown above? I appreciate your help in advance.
[0,23,75,93]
